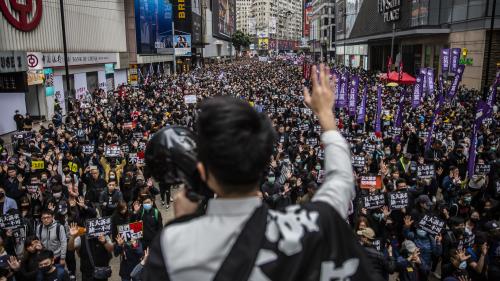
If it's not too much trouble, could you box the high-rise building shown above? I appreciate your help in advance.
[309,0,335,62]
[236,0,303,51]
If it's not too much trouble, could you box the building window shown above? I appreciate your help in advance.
[411,0,429,27]
[452,0,468,22]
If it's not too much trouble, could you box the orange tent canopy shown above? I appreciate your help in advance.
[380,71,417,85]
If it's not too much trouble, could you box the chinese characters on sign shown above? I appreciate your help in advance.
[363,194,385,210]
[118,221,143,242]
[104,145,121,158]
[419,215,445,236]
[85,217,112,238]
[0,214,23,229]
[417,164,435,180]
[389,191,409,210]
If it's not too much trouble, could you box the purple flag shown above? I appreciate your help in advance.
[425,115,436,152]
[438,75,445,98]
[334,71,340,103]
[487,81,498,113]
[450,48,461,73]
[394,89,406,143]
[447,64,465,100]
[412,75,423,109]
[357,85,367,125]
[420,68,428,96]
[467,101,489,177]
[427,68,435,96]
[375,85,383,133]
[336,73,348,108]
[441,48,450,74]
[348,75,359,117]
[475,100,493,127]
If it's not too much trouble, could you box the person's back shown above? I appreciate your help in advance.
[144,66,376,281]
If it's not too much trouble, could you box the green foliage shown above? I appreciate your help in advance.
[231,30,251,52]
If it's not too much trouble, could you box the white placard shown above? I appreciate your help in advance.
[184,95,197,104]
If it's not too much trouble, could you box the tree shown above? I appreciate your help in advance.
[231,30,251,57]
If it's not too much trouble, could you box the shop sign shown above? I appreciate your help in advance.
[104,63,115,74]
[0,0,43,32]
[0,51,27,73]
[42,53,116,67]
[129,65,138,86]
[460,57,473,66]
[378,0,401,22]
[27,69,44,85]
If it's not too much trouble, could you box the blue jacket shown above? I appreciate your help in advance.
[396,256,430,281]
[1,197,18,215]
[404,230,442,267]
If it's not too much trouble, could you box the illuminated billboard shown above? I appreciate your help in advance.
[135,0,174,54]
[212,0,236,40]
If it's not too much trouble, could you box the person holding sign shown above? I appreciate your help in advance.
[114,234,144,281]
[67,222,114,281]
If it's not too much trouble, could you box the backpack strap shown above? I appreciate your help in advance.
[56,223,61,242]
[213,203,269,281]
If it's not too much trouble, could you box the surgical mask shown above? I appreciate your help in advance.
[464,197,472,204]
[315,165,321,171]
[109,175,116,180]
[0,192,5,198]
[416,229,427,238]
[459,261,467,270]
[53,192,62,199]
[143,203,152,211]
[385,149,391,155]
[268,177,275,184]
[373,213,384,221]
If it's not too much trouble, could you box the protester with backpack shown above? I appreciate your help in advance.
[37,210,67,266]
[131,196,161,249]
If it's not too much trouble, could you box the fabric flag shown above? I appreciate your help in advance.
[447,64,465,101]
[348,75,359,117]
[438,75,445,99]
[375,85,383,134]
[424,90,444,152]
[420,68,428,96]
[486,81,498,114]
[441,48,450,74]
[357,85,367,125]
[398,60,404,81]
[387,56,392,76]
[467,101,490,177]
[412,75,423,109]
[336,72,348,108]
[450,48,461,73]
[394,89,406,143]
[427,68,435,96]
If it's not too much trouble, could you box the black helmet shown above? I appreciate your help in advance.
[145,126,205,196]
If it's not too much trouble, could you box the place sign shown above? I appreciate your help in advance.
[378,0,401,22]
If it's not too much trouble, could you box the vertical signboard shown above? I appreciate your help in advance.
[135,0,174,54]
[304,1,312,38]
[192,0,202,45]
[212,0,236,40]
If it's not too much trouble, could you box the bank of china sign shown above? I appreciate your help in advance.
[378,0,400,22]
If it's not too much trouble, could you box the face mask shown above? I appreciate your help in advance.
[416,229,427,238]
[109,175,116,180]
[373,213,384,221]
[459,261,467,270]
[40,265,52,274]
[385,149,391,155]
[143,203,152,211]
[464,197,472,204]
[41,178,47,183]
[0,192,5,198]
[268,177,275,184]
[53,192,62,199]
[315,165,321,171]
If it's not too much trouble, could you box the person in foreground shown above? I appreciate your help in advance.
[143,64,376,280]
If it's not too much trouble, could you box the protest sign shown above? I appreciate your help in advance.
[360,175,382,189]
[27,185,39,194]
[363,143,376,154]
[306,138,318,146]
[123,122,134,130]
[352,156,365,169]
[317,170,325,184]
[388,127,401,137]
[85,217,112,238]
[362,194,385,209]
[277,107,285,114]
[82,145,94,155]
[105,145,121,158]
[372,239,382,251]
[118,221,143,241]
[314,125,321,133]
[121,145,130,154]
[0,214,23,229]
[31,161,44,170]
[301,108,312,115]
[418,131,429,139]
[417,164,435,179]
[133,132,143,140]
[128,153,145,165]
[419,215,445,235]
[389,191,409,210]
[475,164,490,175]
[184,95,197,104]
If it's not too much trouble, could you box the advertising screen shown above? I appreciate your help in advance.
[212,0,236,40]
[304,1,312,37]
[135,0,174,54]
[174,35,192,56]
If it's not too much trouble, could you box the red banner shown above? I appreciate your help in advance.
[304,2,313,37]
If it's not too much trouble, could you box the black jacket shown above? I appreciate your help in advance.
[362,245,396,281]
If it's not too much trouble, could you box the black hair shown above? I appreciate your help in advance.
[37,249,54,263]
[41,209,54,217]
[24,235,39,249]
[197,97,276,194]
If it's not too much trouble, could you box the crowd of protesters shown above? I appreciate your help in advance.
[0,57,498,281]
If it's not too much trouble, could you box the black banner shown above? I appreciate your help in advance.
[173,0,192,35]
[362,194,385,209]
[388,191,408,210]
[418,215,445,235]
[475,164,490,175]
[417,164,435,179]
[105,145,121,158]
[0,213,22,229]
[352,156,365,168]
[85,217,112,238]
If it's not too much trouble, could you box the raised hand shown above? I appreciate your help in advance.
[7,256,20,271]
[404,216,414,228]
[115,234,125,246]
[69,222,79,237]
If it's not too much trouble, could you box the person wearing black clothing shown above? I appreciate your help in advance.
[2,166,25,204]
[8,236,43,281]
[131,196,162,249]
[35,249,70,281]
[68,223,113,281]
[110,201,130,239]
[82,168,107,204]
[23,113,33,131]
[99,179,123,217]
[357,228,396,281]
[114,235,143,281]
[13,110,24,131]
